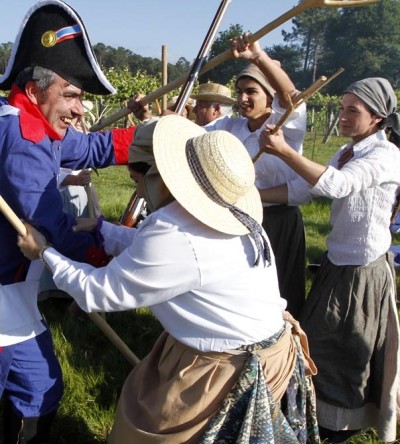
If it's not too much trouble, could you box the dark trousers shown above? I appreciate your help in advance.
[262,205,306,319]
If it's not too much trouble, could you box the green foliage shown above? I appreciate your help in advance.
[321,0,400,93]
[266,43,304,86]
[82,67,183,129]
[282,8,339,89]
[0,42,12,74]
[200,24,248,85]
[306,92,341,132]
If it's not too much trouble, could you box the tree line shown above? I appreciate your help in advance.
[0,0,399,101]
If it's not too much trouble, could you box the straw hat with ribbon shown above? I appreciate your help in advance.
[190,82,235,105]
[153,115,270,265]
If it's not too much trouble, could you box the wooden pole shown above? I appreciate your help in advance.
[0,194,140,367]
[162,45,168,113]
[252,68,345,163]
[89,0,378,132]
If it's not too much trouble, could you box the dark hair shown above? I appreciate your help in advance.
[128,161,151,175]
[388,129,400,148]
[15,66,56,92]
[235,75,273,100]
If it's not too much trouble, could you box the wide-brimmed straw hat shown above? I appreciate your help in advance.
[0,0,115,94]
[153,115,262,235]
[190,82,235,105]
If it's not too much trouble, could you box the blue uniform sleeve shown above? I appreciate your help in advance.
[0,123,119,283]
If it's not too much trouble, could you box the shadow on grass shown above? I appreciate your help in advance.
[37,297,163,442]
[51,412,104,444]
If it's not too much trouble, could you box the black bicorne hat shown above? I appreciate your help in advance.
[0,0,115,95]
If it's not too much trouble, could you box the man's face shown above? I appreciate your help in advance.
[193,101,218,126]
[339,93,381,143]
[236,78,271,122]
[32,74,84,138]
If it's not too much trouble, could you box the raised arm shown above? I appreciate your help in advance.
[230,33,297,108]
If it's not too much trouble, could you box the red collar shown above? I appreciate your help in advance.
[8,85,62,142]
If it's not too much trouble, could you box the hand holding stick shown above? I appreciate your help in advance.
[0,194,140,367]
[252,67,345,163]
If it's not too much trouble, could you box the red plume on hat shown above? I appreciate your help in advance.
[0,0,115,95]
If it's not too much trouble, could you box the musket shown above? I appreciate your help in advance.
[174,0,232,115]
[119,190,147,228]
[0,194,140,367]
[90,0,379,132]
[252,67,345,163]
[120,0,232,224]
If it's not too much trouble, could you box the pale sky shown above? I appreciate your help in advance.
[0,1,299,63]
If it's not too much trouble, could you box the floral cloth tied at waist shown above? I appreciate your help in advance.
[200,313,319,444]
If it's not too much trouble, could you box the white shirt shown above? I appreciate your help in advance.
[205,97,307,201]
[44,201,286,352]
[288,131,400,265]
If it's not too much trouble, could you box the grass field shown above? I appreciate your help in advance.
[3,131,399,443]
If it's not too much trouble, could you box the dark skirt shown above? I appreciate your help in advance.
[262,205,306,318]
[299,253,394,409]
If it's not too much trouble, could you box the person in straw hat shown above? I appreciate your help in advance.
[18,114,320,443]
[206,33,308,320]
[258,77,400,443]
[166,95,196,121]
[0,1,137,441]
[127,117,175,214]
[190,82,235,126]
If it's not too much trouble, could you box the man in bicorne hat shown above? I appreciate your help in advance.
[0,1,135,442]
[190,82,235,126]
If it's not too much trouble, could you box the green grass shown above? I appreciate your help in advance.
[1,131,397,443]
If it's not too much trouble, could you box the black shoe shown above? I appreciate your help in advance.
[2,398,56,444]
[319,426,361,443]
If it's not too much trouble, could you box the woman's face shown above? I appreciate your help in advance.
[339,93,382,143]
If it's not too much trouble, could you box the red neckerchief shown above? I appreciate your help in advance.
[8,84,62,142]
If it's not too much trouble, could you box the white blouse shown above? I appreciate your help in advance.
[205,97,307,197]
[288,131,400,265]
[43,201,286,352]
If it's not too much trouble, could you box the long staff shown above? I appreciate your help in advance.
[90,0,378,132]
[252,67,345,163]
[119,0,231,223]
[174,0,232,115]
[0,194,140,367]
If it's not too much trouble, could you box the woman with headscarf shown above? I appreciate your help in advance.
[258,77,400,443]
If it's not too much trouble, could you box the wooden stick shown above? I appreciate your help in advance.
[0,193,140,367]
[89,0,379,132]
[252,67,345,163]
[0,195,27,235]
[87,311,140,366]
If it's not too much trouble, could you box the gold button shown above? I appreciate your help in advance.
[41,31,57,47]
